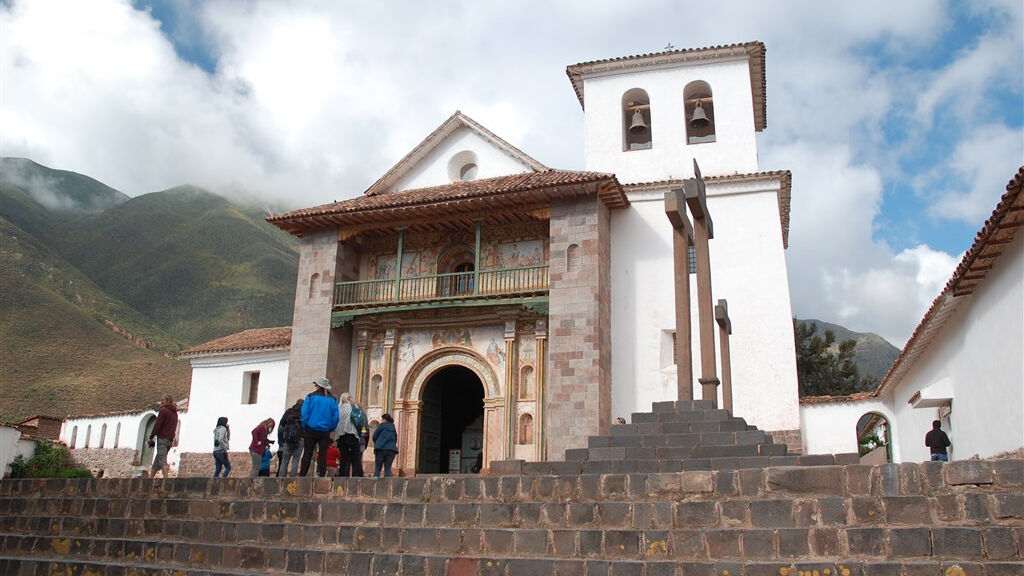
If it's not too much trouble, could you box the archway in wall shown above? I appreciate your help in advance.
[417,365,485,474]
[856,411,892,464]
[137,415,157,467]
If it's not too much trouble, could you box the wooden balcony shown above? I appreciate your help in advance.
[334,265,549,310]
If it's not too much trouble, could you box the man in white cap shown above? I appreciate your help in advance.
[299,377,340,477]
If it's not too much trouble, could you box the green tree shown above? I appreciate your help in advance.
[794,319,875,397]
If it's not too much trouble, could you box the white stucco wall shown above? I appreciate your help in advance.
[60,411,160,471]
[0,427,35,478]
[581,58,759,184]
[800,399,894,458]
[394,127,534,192]
[180,350,291,456]
[885,230,1024,462]
[609,179,800,432]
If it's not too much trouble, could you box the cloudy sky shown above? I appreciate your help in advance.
[2,0,1021,347]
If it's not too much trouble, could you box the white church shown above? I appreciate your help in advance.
[52,42,1023,477]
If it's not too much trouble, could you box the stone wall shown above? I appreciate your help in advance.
[69,448,140,478]
[766,429,803,455]
[546,197,612,459]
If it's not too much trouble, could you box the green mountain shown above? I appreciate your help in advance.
[0,158,299,421]
[795,318,901,386]
[0,218,190,422]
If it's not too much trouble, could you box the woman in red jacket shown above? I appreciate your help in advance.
[248,418,275,477]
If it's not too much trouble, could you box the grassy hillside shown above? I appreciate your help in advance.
[795,318,901,385]
[0,218,190,422]
[57,185,299,346]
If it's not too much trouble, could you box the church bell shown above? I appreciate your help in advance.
[628,109,648,134]
[689,100,710,128]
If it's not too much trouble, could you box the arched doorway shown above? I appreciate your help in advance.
[856,411,892,464]
[137,415,157,467]
[417,365,485,474]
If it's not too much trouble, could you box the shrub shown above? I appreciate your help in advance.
[6,441,92,479]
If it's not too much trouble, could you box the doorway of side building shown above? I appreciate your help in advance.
[417,365,485,474]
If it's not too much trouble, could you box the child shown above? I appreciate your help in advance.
[258,447,273,477]
[326,443,341,477]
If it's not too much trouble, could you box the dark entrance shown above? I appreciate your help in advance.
[417,365,485,474]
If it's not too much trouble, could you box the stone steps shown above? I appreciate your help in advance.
[0,460,1021,573]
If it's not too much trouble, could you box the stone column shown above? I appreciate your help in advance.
[546,197,612,459]
[286,230,355,404]
[715,299,733,413]
[382,328,396,413]
[354,329,369,405]
[534,320,547,461]
[503,321,517,457]
[392,398,419,476]
[684,161,720,405]
[483,397,506,467]
[664,188,695,401]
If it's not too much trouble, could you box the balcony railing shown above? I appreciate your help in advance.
[334,265,549,309]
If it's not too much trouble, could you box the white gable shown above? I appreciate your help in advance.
[391,126,538,193]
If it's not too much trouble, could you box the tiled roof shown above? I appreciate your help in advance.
[179,327,292,358]
[799,391,876,406]
[873,166,1024,397]
[268,170,628,235]
[566,42,767,132]
[364,111,548,197]
[623,170,792,247]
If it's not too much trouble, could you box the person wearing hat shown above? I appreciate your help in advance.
[299,377,340,477]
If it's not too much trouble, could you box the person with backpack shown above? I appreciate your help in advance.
[336,392,365,477]
[276,399,304,477]
[299,377,340,477]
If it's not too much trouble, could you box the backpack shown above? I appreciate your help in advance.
[349,404,366,430]
[280,418,302,444]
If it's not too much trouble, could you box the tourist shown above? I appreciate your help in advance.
[336,393,366,477]
[147,395,178,479]
[615,417,627,425]
[277,399,304,476]
[257,446,273,477]
[212,416,231,477]
[925,420,951,462]
[249,418,275,477]
[299,377,340,477]
[372,413,398,477]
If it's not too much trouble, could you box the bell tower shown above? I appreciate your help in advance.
[567,42,766,183]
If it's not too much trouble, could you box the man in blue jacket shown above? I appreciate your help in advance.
[299,377,340,477]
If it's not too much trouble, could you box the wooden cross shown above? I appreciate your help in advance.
[684,160,720,405]
[664,188,694,401]
[715,299,733,413]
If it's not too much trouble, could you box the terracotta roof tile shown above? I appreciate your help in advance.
[873,165,1024,397]
[566,42,767,131]
[179,327,292,358]
[268,170,627,235]
[799,391,876,405]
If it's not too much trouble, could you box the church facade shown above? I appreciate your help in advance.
[265,42,799,476]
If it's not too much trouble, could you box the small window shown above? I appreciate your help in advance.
[70,426,78,449]
[448,150,480,182]
[622,88,653,151]
[243,371,260,405]
[566,243,580,273]
[308,272,319,299]
[85,425,92,449]
[688,245,696,274]
[99,424,107,448]
[114,423,121,449]
[684,81,716,144]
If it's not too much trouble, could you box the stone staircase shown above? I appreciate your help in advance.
[494,400,859,476]
[1,459,1022,574]
[0,401,1021,574]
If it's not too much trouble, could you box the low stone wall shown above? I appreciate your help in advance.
[68,447,141,478]
[766,428,803,454]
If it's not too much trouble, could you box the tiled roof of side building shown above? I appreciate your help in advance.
[179,327,292,358]
[566,41,767,132]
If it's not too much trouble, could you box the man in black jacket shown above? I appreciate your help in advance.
[925,420,951,462]
[277,399,304,476]
[147,395,178,478]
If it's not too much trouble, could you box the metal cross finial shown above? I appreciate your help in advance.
[664,43,675,51]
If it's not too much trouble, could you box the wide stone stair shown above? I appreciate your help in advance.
[494,401,860,477]
[1,458,1022,575]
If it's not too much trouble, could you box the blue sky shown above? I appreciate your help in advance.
[2,0,1021,346]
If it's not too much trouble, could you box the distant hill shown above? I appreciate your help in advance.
[0,218,190,422]
[0,158,299,421]
[795,318,901,386]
